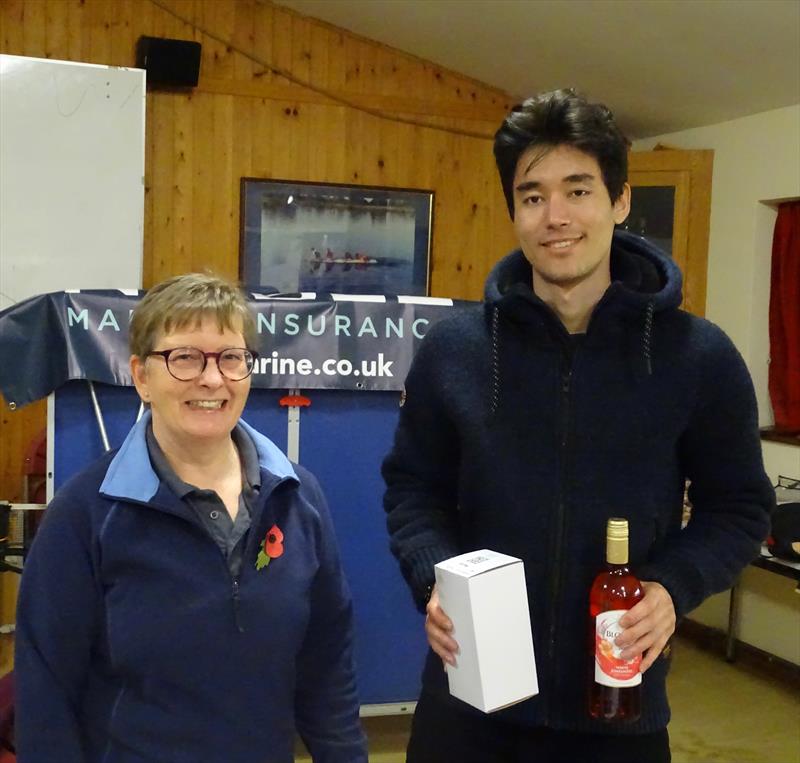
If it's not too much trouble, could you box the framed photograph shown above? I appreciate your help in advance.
[240,179,433,295]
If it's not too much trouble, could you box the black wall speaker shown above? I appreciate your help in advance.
[136,36,202,88]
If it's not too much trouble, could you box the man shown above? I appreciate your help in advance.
[382,89,773,763]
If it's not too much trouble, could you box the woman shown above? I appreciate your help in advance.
[15,274,367,763]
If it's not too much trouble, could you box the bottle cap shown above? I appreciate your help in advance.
[607,518,629,539]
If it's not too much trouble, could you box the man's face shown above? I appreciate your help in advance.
[512,144,630,290]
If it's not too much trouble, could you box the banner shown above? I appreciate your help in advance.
[0,290,474,407]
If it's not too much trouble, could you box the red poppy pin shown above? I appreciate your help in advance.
[255,524,284,570]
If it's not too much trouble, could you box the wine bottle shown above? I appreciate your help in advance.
[588,517,644,722]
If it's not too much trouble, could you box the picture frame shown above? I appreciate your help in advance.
[240,178,434,295]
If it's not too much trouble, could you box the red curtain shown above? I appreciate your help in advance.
[768,200,800,432]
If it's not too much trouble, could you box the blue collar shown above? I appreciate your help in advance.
[100,410,297,503]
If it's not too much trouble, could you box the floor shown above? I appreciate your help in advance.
[296,635,800,762]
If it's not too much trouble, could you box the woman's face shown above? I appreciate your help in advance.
[130,315,252,451]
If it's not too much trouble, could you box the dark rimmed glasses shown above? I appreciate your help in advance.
[146,347,259,381]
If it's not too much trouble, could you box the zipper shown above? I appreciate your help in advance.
[231,577,244,633]
[226,476,288,635]
[545,345,575,723]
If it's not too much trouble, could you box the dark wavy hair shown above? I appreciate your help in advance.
[493,88,630,218]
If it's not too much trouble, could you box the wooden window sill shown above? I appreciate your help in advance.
[760,427,800,447]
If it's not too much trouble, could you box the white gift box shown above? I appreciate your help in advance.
[434,549,538,713]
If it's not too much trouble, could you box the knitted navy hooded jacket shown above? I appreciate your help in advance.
[382,230,773,734]
[15,413,367,763]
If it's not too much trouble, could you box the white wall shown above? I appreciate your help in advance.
[635,104,800,427]
[635,105,800,664]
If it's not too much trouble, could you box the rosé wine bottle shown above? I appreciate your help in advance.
[588,518,644,722]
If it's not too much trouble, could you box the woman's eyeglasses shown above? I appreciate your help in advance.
[146,347,258,381]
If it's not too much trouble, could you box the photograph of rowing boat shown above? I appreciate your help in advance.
[240,179,433,295]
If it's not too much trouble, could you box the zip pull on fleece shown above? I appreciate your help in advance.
[232,578,244,633]
[642,300,655,376]
[489,306,501,417]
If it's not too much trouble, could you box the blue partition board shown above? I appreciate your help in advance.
[53,382,141,488]
[53,382,288,488]
[52,381,426,706]
[296,389,427,705]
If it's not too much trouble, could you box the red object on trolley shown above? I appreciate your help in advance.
[279,394,311,408]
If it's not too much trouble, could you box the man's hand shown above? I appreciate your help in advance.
[615,580,676,673]
[425,585,459,667]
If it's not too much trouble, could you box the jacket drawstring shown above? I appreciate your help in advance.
[642,299,655,376]
[489,306,501,416]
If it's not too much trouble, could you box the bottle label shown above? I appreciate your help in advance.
[594,610,642,687]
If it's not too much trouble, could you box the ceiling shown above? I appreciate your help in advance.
[273,0,800,139]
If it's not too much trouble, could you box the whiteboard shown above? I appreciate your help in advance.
[0,55,145,310]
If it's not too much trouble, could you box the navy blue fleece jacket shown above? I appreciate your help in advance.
[16,413,367,763]
[382,230,773,734]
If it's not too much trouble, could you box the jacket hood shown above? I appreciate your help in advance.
[482,231,682,411]
[484,229,683,314]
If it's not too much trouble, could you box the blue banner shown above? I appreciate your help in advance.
[0,290,474,407]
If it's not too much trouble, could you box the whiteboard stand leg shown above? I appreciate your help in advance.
[286,388,301,463]
[87,380,111,452]
[46,393,55,503]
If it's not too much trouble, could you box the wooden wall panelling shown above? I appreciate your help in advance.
[230,95,251,248]
[189,92,217,272]
[356,109,383,186]
[433,132,467,295]
[173,93,196,276]
[214,94,236,277]
[343,107,366,185]
[271,3,293,83]
[65,0,85,61]
[301,101,327,183]
[325,28,347,93]
[291,101,313,183]
[210,1,237,80]
[44,0,68,58]
[0,1,22,53]
[205,91,227,256]
[459,136,492,298]
[250,95,275,179]
[290,9,311,86]
[108,0,135,64]
[357,28,378,97]
[0,399,46,506]
[22,0,45,55]
[84,0,111,64]
[0,574,18,672]
[251,1,273,84]
[376,109,401,190]
[342,28,361,92]
[150,0,181,46]
[232,0,255,82]
[307,22,329,93]
[324,103,349,183]
[151,93,176,281]
[0,396,46,669]
[143,92,155,288]
[268,98,298,180]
